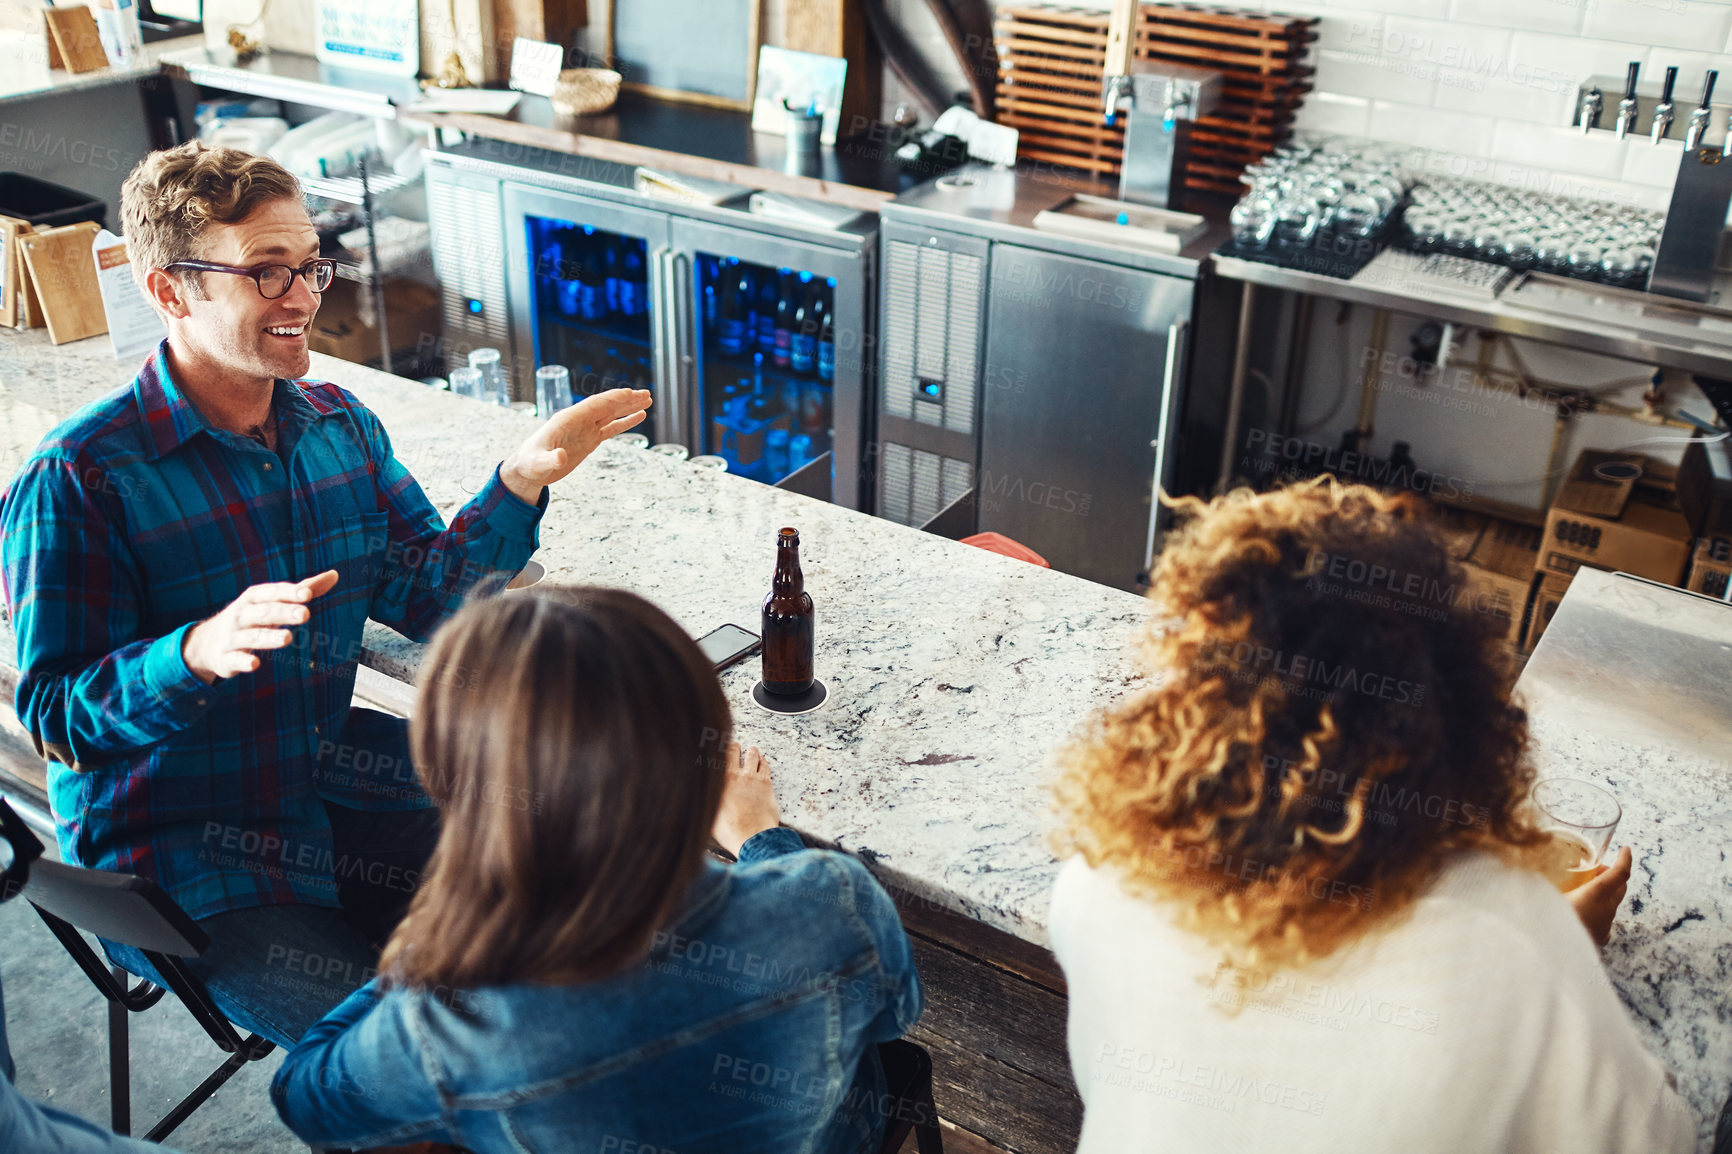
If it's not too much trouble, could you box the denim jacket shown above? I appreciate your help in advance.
[271,827,925,1154]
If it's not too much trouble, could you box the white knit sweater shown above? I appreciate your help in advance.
[1049,851,1695,1154]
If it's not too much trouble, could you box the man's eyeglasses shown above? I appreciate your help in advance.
[164,258,338,300]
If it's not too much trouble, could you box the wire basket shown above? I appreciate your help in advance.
[551,68,622,116]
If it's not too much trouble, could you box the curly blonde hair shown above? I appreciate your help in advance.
[120,141,301,295]
[1055,478,1545,970]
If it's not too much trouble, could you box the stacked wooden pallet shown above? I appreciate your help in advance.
[995,4,1318,199]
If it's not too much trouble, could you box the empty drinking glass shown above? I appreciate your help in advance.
[1273,197,1321,250]
[1230,198,1276,249]
[450,366,485,401]
[469,348,509,407]
[535,365,573,418]
[1334,191,1382,239]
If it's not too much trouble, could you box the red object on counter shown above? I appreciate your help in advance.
[960,532,1050,568]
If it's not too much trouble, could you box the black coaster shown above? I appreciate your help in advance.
[752,678,829,715]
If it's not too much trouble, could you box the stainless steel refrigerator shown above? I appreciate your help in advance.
[426,143,876,509]
[877,164,1209,592]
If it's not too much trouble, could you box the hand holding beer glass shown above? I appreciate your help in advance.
[1532,778,1630,948]
[1532,778,1622,893]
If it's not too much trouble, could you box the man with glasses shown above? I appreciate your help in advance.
[0,141,651,1048]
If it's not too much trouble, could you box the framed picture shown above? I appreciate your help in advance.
[751,46,847,145]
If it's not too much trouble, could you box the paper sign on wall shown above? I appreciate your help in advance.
[315,0,419,77]
[92,230,166,360]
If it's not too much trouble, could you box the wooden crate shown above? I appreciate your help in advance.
[996,3,1317,199]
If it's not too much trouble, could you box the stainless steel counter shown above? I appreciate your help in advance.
[0,32,202,109]
[883,162,1231,281]
[1212,250,1732,380]
[1518,569,1732,763]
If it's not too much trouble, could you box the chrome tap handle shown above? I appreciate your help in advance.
[1652,65,1678,143]
[1580,86,1602,134]
[1102,74,1133,126]
[1688,70,1718,149]
[1616,61,1641,140]
[1162,80,1196,132]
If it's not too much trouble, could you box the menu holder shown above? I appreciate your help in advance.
[0,216,45,331]
[44,5,112,74]
[18,222,108,345]
[0,215,26,329]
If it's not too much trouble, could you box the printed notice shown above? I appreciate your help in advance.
[92,229,165,360]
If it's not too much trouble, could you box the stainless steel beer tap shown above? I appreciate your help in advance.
[1102,74,1133,125]
[1686,70,1718,150]
[1616,62,1641,140]
[1652,66,1678,143]
[1579,86,1602,134]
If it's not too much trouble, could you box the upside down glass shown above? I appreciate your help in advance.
[535,364,573,418]
[1531,778,1621,893]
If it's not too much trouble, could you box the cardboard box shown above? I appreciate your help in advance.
[1522,572,1573,655]
[1539,450,1699,585]
[1687,534,1732,600]
[1458,515,1541,641]
[1680,437,1732,537]
[308,277,441,365]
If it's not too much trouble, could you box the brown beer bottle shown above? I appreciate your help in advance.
[761,527,815,695]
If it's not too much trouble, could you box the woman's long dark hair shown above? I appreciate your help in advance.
[381,586,732,988]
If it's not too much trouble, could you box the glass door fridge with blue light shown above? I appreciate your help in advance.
[670,217,869,508]
[501,184,679,442]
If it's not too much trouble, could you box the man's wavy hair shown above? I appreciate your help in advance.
[1055,478,1546,970]
[120,141,301,296]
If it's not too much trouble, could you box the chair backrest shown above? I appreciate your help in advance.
[22,858,208,957]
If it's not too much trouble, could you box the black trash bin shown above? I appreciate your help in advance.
[0,172,106,230]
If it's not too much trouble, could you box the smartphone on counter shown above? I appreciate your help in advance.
[697,624,761,671]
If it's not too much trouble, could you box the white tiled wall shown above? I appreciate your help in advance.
[883,0,1715,209]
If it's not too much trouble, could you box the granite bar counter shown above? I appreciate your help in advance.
[8,331,1732,1149]
[0,329,1151,1150]
[1,329,1155,948]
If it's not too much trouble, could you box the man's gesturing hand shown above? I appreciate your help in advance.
[181,570,339,684]
[499,387,652,505]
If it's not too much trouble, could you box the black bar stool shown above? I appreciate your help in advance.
[20,854,278,1144]
[877,1038,944,1153]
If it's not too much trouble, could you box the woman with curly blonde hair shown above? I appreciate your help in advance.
[1049,478,1689,1154]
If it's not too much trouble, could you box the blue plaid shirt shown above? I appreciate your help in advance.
[1,342,544,921]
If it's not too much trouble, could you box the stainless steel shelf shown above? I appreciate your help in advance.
[160,47,419,118]
[1211,251,1732,379]
[301,169,420,203]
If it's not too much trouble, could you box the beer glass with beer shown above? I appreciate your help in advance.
[1531,778,1621,893]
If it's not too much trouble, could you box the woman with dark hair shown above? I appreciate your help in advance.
[1051,478,1691,1153]
[270,587,923,1153]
